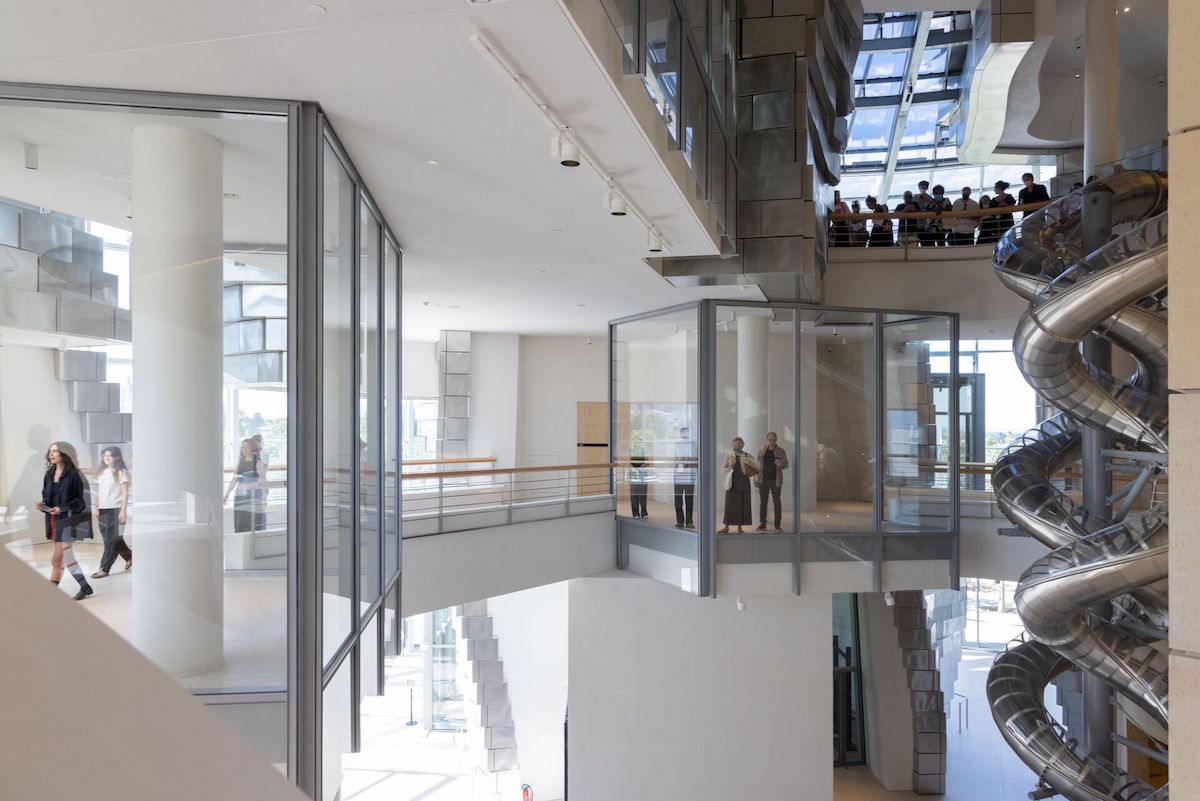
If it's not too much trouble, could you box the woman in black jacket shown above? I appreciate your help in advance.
[991,181,1017,238]
[37,441,94,600]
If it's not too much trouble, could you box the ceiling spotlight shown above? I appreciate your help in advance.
[427,159,439,166]
[647,229,664,252]
[605,183,627,217]
[308,4,327,13]
[1074,72,1081,79]
[552,129,580,167]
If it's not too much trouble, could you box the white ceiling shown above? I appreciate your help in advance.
[0,0,752,341]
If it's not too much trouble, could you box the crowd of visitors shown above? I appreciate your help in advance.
[829,172,1054,247]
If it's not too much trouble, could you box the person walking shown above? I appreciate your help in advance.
[625,455,651,519]
[1018,172,1050,205]
[754,432,789,531]
[91,446,132,578]
[224,438,267,533]
[673,427,696,529]
[37,441,94,600]
[718,437,758,534]
[950,186,980,246]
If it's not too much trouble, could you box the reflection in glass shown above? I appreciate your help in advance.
[798,311,877,533]
[643,0,681,143]
[599,0,638,72]
[323,143,356,666]
[383,240,400,581]
[683,48,708,197]
[359,202,381,616]
[714,307,795,533]
[882,314,952,531]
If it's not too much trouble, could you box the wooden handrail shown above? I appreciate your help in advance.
[400,463,616,481]
[400,457,497,466]
[828,200,1051,223]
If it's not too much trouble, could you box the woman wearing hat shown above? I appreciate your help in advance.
[36,441,94,600]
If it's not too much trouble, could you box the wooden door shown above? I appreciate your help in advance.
[576,401,608,497]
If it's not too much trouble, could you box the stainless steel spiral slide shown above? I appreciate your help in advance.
[985,171,1169,801]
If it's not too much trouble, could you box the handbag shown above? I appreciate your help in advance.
[739,455,759,478]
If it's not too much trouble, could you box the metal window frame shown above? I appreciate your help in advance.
[0,81,407,799]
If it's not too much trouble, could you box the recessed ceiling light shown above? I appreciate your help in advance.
[223,192,241,200]
[1123,5,1130,11]
[1074,72,1081,79]
[97,171,132,183]
[308,4,327,14]
[576,303,586,308]
[427,159,439,166]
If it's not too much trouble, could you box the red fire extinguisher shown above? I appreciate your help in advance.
[522,784,533,801]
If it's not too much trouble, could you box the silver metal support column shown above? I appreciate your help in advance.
[877,13,933,201]
[288,101,324,798]
[1080,182,1114,763]
[698,301,717,597]
[873,312,884,593]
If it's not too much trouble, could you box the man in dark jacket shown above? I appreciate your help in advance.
[1018,172,1050,205]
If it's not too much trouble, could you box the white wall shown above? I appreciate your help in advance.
[470,332,521,467]
[824,253,1027,339]
[488,581,569,801]
[0,344,86,538]
[402,339,439,398]
[0,548,306,801]
[401,512,615,617]
[568,576,832,801]
[518,335,607,467]
[858,593,914,791]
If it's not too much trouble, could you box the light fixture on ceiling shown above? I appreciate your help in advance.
[427,159,440,166]
[469,32,668,245]
[551,130,580,167]
[307,4,327,14]
[223,192,241,200]
[604,182,627,217]
[646,229,664,253]
[1074,72,1081,79]
[23,143,38,171]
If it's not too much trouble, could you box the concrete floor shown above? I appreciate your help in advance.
[835,647,1054,801]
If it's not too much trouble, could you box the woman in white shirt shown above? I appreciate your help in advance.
[91,446,132,578]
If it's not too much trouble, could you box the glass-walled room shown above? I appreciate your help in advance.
[612,300,958,598]
[0,85,402,800]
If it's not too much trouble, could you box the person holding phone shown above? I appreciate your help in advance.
[37,441,94,600]
[718,437,758,534]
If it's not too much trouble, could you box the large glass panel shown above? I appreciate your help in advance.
[686,0,707,70]
[709,0,728,117]
[612,307,700,590]
[361,608,381,702]
[713,307,796,534]
[359,201,381,616]
[322,656,354,801]
[847,107,897,152]
[709,109,727,234]
[644,0,682,144]
[860,50,909,80]
[683,48,708,198]
[323,142,356,666]
[599,0,638,72]
[882,313,953,532]
[0,101,290,699]
[798,310,877,533]
[383,239,400,583]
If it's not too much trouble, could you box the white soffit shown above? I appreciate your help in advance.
[958,41,1034,165]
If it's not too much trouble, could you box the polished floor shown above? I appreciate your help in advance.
[835,648,1053,801]
[6,537,287,691]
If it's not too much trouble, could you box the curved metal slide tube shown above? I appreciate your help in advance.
[987,171,1170,801]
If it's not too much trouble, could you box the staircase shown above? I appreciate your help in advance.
[891,589,965,795]
[456,600,523,801]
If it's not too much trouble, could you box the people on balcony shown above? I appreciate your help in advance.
[1018,172,1050,205]
[921,184,953,246]
[829,190,851,247]
[755,433,789,532]
[895,191,920,246]
[673,427,696,530]
[950,186,980,246]
[991,180,1017,238]
[225,438,267,534]
[865,196,893,246]
[626,455,651,519]
[719,437,758,535]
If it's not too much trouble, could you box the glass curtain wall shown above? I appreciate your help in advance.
[0,85,403,800]
[600,0,736,231]
[612,300,958,597]
[611,305,701,594]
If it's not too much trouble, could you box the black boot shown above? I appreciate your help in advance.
[74,583,94,601]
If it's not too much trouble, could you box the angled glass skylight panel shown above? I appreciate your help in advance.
[919,48,948,76]
[899,102,945,148]
[861,79,902,98]
[848,106,897,152]
[864,50,909,80]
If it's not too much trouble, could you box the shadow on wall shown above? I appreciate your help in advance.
[4,424,51,530]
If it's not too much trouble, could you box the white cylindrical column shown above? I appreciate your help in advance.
[1083,0,1118,178]
[130,125,225,676]
[736,314,769,454]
